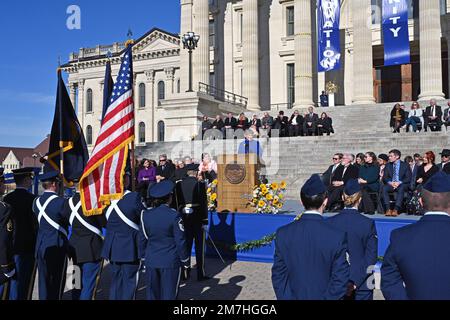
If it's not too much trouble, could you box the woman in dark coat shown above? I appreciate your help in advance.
[358,152,380,215]
[317,112,334,135]
[390,103,405,133]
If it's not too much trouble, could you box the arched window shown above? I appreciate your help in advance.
[158,81,165,100]
[177,79,181,93]
[86,89,93,113]
[86,125,93,145]
[138,122,146,143]
[138,83,146,108]
[157,121,165,142]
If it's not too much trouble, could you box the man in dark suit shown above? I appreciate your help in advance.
[211,115,224,133]
[320,91,329,107]
[303,106,319,136]
[250,114,261,132]
[156,154,175,182]
[424,99,443,132]
[288,110,304,137]
[272,174,349,300]
[326,153,359,211]
[223,113,237,138]
[382,149,412,217]
[322,153,343,187]
[327,180,378,300]
[65,183,106,300]
[438,149,450,174]
[273,111,289,137]
[381,172,450,299]
[3,168,37,300]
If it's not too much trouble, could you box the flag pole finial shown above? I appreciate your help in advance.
[57,56,62,73]
[125,28,134,47]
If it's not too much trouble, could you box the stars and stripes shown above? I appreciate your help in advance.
[79,45,135,216]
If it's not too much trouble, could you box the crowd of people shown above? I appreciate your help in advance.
[390,99,450,133]
[201,106,335,139]
[321,148,450,216]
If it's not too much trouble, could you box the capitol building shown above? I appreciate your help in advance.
[62,0,450,145]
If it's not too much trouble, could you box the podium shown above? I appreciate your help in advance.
[216,154,259,213]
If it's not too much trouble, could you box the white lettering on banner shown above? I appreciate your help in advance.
[319,0,340,71]
[387,0,402,38]
[389,16,400,24]
[390,27,401,37]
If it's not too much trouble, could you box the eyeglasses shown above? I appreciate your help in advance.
[159,159,166,162]
[332,158,339,160]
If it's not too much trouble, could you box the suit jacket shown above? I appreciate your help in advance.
[32,192,69,258]
[272,213,349,300]
[444,107,449,122]
[261,116,274,128]
[101,191,146,262]
[440,162,450,174]
[322,164,341,187]
[156,163,176,181]
[289,115,304,126]
[236,118,249,129]
[410,163,419,190]
[211,119,224,130]
[425,105,443,120]
[250,118,261,128]
[273,116,289,129]
[224,117,237,128]
[382,161,412,186]
[304,113,319,124]
[331,164,359,184]
[327,209,378,291]
[3,188,38,255]
[381,214,450,300]
[201,120,212,132]
[140,205,189,269]
[65,193,106,264]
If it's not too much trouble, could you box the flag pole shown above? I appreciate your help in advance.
[125,32,136,192]
[57,59,65,197]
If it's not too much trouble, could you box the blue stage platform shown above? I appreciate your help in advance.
[205,211,419,263]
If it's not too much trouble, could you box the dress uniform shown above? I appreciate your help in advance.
[32,171,69,300]
[141,180,190,300]
[272,174,350,300]
[3,168,38,300]
[65,190,106,300]
[381,172,450,300]
[175,164,209,281]
[101,176,146,300]
[0,169,15,299]
[326,179,378,300]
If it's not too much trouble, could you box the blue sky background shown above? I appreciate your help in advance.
[0,1,180,148]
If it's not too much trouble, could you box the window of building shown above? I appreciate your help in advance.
[157,121,165,142]
[177,79,181,93]
[209,20,215,48]
[86,89,93,113]
[138,122,146,143]
[209,73,215,89]
[287,63,295,107]
[286,6,294,36]
[86,125,93,145]
[441,0,447,15]
[138,83,146,108]
[158,81,165,100]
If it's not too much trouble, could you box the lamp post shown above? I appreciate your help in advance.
[182,31,200,92]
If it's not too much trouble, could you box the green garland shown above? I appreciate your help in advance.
[230,233,276,252]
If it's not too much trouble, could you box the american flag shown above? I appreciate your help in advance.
[80,45,135,216]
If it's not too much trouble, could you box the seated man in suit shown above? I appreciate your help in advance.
[382,149,412,217]
[222,113,237,138]
[438,149,450,174]
[303,106,319,136]
[326,153,359,212]
[156,154,176,182]
[272,174,349,300]
[288,110,304,137]
[273,111,289,137]
[381,172,450,299]
[322,153,343,188]
[424,99,443,132]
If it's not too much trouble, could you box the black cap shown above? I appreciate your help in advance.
[11,167,35,178]
[38,171,60,182]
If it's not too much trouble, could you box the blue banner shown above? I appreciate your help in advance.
[318,0,341,72]
[382,0,410,66]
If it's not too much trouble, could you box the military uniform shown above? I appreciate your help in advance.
[175,165,209,280]
[101,190,145,300]
[32,172,69,300]
[141,180,190,300]
[3,167,38,300]
[0,197,15,300]
[65,191,106,300]
[381,172,450,299]
[326,180,378,300]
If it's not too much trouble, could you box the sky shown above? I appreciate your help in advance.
[0,0,180,148]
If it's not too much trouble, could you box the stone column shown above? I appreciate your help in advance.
[401,64,412,102]
[145,70,155,142]
[69,82,77,108]
[242,0,260,111]
[294,0,314,108]
[165,67,175,95]
[180,0,194,93]
[352,0,375,105]
[193,0,210,90]
[418,0,445,101]
[77,80,85,129]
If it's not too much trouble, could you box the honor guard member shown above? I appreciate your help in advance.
[326,179,378,300]
[2,168,38,300]
[381,172,450,300]
[101,173,146,300]
[32,171,69,300]
[64,181,106,300]
[175,163,209,281]
[272,174,350,300]
[0,168,15,299]
[141,180,190,300]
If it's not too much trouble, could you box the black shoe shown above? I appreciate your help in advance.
[197,275,211,282]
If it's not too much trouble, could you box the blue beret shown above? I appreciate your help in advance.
[301,174,327,197]
[38,171,60,182]
[344,179,361,196]
[423,172,450,193]
[148,180,175,198]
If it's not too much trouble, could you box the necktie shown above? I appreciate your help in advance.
[393,162,399,182]
[245,140,250,154]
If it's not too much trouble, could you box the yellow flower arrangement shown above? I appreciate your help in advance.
[207,188,212,193]
[247,180,287,214]
[210,193,217,201]
[206,180,218,210]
